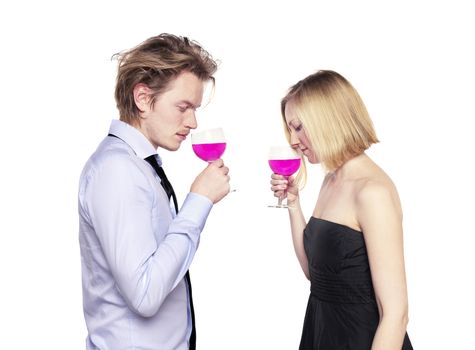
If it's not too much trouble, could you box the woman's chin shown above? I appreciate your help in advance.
[304,152,318,164]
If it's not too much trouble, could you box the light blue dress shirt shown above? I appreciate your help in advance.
[78,119,212,350]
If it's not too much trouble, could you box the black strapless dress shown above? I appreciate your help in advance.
[299,217,413,350]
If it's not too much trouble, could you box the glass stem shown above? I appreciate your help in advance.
[279,175,288,207]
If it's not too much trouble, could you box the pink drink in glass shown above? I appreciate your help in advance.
[192,142,227,162]
[268,158,301,176]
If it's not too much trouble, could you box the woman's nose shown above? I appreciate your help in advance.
[289,131,299,146]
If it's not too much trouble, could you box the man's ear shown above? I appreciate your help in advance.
[133,83,152,113]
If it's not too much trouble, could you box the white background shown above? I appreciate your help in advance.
[1,0,474,349]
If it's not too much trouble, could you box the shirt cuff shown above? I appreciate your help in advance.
[178,192,213,231]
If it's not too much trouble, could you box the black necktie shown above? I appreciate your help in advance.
[144,155,196,350]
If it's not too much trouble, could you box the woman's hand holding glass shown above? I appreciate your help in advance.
[268,145,301,208]
[270,173,299,206]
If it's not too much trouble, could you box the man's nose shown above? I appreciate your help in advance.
[185,111,197,129]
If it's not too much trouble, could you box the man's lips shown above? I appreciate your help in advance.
[176,132,189,140]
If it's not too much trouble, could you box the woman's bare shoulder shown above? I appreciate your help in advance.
[354,165,402,217]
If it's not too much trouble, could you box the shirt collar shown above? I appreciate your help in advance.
[108,119,163,165]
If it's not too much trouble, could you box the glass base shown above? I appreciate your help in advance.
[268,196,290,208]
[267,203,290,208]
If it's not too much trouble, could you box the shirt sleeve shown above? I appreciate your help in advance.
[82,152,212,317]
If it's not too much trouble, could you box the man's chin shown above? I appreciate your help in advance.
[163,143,181,152]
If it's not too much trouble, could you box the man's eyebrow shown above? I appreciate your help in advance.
[178,100,201,109]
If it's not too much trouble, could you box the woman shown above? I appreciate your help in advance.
[271,70,413,349]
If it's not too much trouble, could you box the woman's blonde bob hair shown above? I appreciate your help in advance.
[281,70,379,181]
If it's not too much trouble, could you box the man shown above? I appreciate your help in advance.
[78,34,230,350]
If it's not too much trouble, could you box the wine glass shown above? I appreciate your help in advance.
[191,127,226,162]
[268,145,301,208]
[191,127,235,192]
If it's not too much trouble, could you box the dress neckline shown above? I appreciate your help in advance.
[311,217,363,234]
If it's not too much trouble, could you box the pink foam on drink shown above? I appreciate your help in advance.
[268,158,301,176]
[192,142,226,161]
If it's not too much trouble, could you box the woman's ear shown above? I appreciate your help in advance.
[133,83,152,113]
